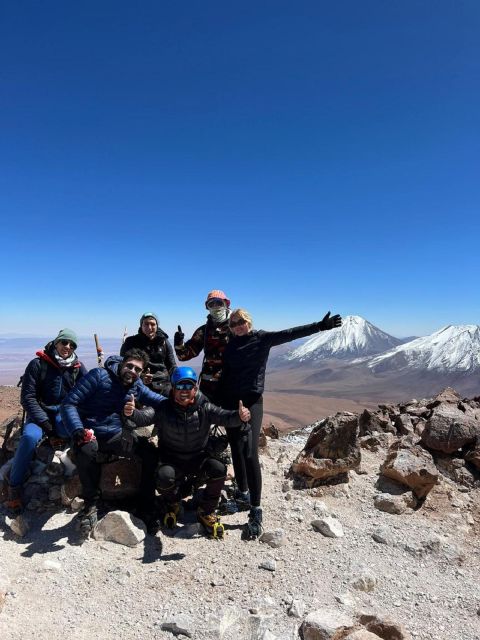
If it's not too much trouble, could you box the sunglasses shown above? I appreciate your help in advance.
[59,340,76,349]
[230,318,247,328]
[124,362,143,375]
[175,382,196,390]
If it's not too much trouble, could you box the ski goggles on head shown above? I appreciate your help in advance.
[230,318,247,328]
[123,362,143,374]
[174,381,196,390]
[206,298,226,309]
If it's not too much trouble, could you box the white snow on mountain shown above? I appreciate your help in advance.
[368,324,480,373]
[285,315,402,362]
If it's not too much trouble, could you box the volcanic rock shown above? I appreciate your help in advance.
[300,608,354,640]
[380,439,438,499]
[421,404,479,453]
[94,510,146,546]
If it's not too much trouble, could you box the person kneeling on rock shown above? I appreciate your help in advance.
[60,348,166,537]
[123,366,251,538]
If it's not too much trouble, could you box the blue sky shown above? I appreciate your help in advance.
[1,1,479,341]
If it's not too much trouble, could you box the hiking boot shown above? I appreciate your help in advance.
[77,502,98,537]
[197,508,224,539]
[219,489,251,515]
[5,485,23,516]
[163,503,180,529]
[242,506,263,541]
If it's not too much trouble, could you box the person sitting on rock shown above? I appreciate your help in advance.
[121,312,176,396]
[174,290,231,405]
[5,329,87,515]
[60,348,165,536]
[123,366,251,538]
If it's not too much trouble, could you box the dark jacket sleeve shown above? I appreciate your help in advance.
[175,325,205,361]
[204,403,243,428]
[164,339,177,373]
[128,406,156,429]
[120,336,134,357]
[20,359,49,425]
[60,369,102,437]
[137,381,166,407]
[265,322,321,348]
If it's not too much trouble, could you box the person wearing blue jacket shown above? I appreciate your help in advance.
[60,348,165,535]
[5,329,86,515]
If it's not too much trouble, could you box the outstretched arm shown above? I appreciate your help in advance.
[268,312,342,347]
[205,400,251,429]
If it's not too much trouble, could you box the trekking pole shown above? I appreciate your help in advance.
[94,333,104,367]
[122,326,128,344]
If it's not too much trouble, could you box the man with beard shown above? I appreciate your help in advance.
[61,348,165,536]
[121,312,176,396]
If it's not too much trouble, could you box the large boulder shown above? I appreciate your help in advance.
[290,412,360,487]
[426,387,462,409]
[421,404,480,454]
[94,510,146,546]
[380,440,438,499]
[359,410,393,436]
[357,614,411,640]
[300,609,354,640]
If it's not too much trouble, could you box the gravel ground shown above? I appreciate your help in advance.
[1,431,480,640]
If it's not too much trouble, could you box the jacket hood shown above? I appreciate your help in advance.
[105,355,122,377]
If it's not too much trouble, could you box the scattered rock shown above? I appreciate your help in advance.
[39,560,62,572]
[380,440,438,499]
[373,492,417,515]
[357,613,411,639]
[6,514,29,537]
[160,615,194,638]
[344,631,382,640]
[93,510,146,547]
[359,409,394,436]
[311,516,344,538]
[287,598,305,618]
[421,404,479,454]
[300,609,354,640]
[259,528,287,548]
[351,568,377,592]
[259,557,276,572]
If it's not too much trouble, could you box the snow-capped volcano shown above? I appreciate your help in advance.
[285,315,402,362]
[368,324,480,373]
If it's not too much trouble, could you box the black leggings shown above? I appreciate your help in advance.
[225,395,263,507]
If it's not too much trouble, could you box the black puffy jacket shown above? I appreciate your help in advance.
[130,391,243,462]
[21,342,87,429]
[120,327,176,393]
[220,322,323,403]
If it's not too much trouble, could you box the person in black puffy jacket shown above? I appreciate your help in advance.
[60,348,165,536]
[220,308,342,540]
[5,329,86,515]
[120,312,176,396]
[124,366,251,537]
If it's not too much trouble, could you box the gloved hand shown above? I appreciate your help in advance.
[174,325,185,347]
[40,420,53,433]
[73,428,97,446]
[318,311,342,331]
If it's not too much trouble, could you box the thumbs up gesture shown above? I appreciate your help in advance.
[124,394,135,417]
[238,400,251,423]
[143,367,153,385]
[174,324,185,347]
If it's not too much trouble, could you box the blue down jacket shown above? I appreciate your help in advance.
[21,343,87,428]
[60,355,165,440]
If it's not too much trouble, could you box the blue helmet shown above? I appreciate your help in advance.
[171,366,198,386]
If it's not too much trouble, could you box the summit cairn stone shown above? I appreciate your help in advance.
[290,412,360,487]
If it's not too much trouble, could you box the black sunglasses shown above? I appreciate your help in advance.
[124,362,143,375]
[59,339,76,348]
[230,318,247,328]
[175,382,196,390]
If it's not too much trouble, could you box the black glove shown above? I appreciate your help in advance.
[40,420,53,434]
[174,325,185,347]
[318,311,342,331]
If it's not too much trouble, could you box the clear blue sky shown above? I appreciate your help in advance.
[1,1,479,340]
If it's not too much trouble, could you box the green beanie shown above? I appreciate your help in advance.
[54,328,78,349]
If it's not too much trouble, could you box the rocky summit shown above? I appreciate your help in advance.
[1,387,480,639]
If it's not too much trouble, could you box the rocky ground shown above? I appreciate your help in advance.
[0,388,480,639]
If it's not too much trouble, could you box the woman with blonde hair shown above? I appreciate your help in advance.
[220,308,342,539]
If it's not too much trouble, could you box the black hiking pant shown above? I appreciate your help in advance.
[223,393,263,508]
[74,432,157,508]
[156,454,226,514]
